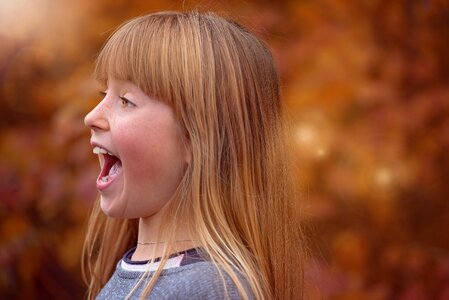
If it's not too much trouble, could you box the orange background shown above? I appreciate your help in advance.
[1,0,448,299]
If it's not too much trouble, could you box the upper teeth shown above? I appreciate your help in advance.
[93,146,113,155]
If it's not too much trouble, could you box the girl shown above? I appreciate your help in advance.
[82,11,304,300]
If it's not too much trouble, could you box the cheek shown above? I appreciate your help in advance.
[118,129,162,178]
[116,120,185,182]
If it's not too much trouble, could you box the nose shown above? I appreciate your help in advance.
[84,99,110,131]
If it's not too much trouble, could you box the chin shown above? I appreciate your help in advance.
[99,195,125,218]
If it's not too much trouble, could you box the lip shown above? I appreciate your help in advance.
[96,172,120,191]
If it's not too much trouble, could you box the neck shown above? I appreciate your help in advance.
[132,214,198,261]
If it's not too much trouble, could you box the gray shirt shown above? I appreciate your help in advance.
[96,250,252,299]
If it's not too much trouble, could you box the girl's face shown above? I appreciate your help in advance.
[84,78,189,218]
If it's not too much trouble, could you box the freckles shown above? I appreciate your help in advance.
[120,128,171,178]
[115,106,183,182]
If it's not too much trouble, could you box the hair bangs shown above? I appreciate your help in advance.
[94,16,174,106]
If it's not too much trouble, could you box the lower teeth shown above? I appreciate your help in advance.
[100,161,121,183]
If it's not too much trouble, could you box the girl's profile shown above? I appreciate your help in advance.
[82,11,304,300]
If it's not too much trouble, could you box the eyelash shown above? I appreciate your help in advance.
[119,97,135,108]
[99,91,135,108]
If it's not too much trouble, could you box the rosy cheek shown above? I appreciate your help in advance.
[117,126,169,179]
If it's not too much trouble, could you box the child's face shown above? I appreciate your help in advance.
[84,79,189,219]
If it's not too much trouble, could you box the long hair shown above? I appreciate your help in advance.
[82,11,304,300]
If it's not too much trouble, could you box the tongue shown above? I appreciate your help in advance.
[108,160,122,176]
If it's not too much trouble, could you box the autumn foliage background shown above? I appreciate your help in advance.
[1,0,448,299]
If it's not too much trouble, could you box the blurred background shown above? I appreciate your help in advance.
[1,0,448,299]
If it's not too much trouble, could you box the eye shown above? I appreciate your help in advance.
[119,96,135,108]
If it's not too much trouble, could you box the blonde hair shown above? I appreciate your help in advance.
[82,11,304,300]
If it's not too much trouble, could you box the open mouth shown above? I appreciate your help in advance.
[93,146,122,190]
[99,153,122,182]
